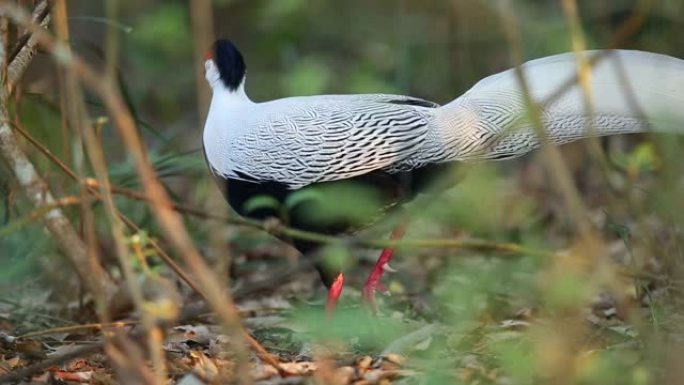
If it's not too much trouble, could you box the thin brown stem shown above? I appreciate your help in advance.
[18,321,136,339]
[0,7,286,378]
[498,1,596,244]
[0,343,102,383]
[189,0,214,123]
[0,1,117,302]
[0,195,81,239]
[7,0,49,93]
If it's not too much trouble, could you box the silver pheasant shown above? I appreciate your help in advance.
[202,39,684,311]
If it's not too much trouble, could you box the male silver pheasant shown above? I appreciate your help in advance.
[202,39,684,312]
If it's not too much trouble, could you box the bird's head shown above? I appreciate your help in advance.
[205,39,246,92]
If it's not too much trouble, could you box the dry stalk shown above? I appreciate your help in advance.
[0,195,81,238]
[0,1,117,302]
[18,321,135,339]
[189,0,214,122]
[0,3,279,379]
[497,0,598,244]
[54,1,168,382]
[7,0,49,93]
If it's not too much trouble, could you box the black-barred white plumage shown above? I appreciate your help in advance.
[202,39,684,311]
[204,93,437,188]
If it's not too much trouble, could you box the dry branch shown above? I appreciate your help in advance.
[189,0,214,122]
[0,343,102,383]
[0,195,81,238]
[0,1,117,299]
[0,3,284,378]
[7,0,50,93]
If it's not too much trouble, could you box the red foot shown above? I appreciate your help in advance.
[326,273,345,317]
[362,224,407,312]
[363,249,393,311]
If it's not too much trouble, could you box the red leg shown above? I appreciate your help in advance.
[363,224,407,311]
[326,272,345,317]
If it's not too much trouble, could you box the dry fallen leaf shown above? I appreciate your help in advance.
[0,356,20,375]
[357,356,372,372]
[335,366,355,384]
[16,339,46,359]
[52,370,93,383]
[188,351,219,382]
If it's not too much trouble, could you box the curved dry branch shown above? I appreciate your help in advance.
[7,0,50,93]
[0,3,284,378]
[0,2,117,300]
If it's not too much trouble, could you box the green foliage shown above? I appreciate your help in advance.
[283,189,322,212]
[346,70,398,94]
[436,256,540,324]
[282,56,332,95]
[426,165,535,237]
[0,229,51,285]
[491,336,536,384]
[132,4,191,59]
[297,182,385,227]
[294,306,409,351]
[124,3,194,120]
[543,271,591,310]
[259,0,307,23]
[318,244,352,275]
[612,142,659,176]
[243,195,282,215]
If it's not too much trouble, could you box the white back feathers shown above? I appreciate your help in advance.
[203,45,684,189]
[429,50,684,162]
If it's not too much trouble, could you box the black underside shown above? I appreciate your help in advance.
[208,161,455,288]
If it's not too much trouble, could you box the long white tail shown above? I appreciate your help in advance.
[430,50,684,162]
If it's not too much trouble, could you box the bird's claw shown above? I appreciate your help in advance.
[382,263,398,273]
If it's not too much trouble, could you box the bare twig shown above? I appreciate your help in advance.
[18,321,136,339]
[0,343,102,383]
[498,1,597,244]
[0,5,281,378]
[0,196,81,239]
[0,2,117,301]
[105,331,156,385]
[541,0,654,109]
[54,1,166,383]
[7,0,50,93]
[104,0,119,82]
[189,0,214,122]
[561,0,612,180]
[9,113,209,296]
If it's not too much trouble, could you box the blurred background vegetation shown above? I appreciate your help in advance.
[2,0,684,384]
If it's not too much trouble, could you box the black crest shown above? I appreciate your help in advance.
[213,39,246,91]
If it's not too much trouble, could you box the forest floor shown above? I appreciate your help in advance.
[0,227,666,385]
